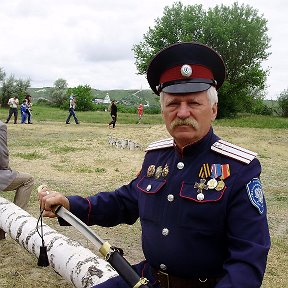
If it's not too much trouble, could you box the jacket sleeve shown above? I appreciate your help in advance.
[215,159,270,288]
[59,178,139,227]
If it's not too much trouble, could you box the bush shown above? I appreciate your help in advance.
[93,103,109,112]
[278,89,288,117]
[36,98,51,106]
[252,99,273,116]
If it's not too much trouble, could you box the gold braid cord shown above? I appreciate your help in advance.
[133,277,149,288]
[99,241,112,260]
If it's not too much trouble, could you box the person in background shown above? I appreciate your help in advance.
[25,94,33,124]
[38,42,270,288]
[5,96,19,124]
[66,95,79,125]
[0,120,34,240]
[108,100,117,129]
[137,103,143,124]
[20,99,28,124]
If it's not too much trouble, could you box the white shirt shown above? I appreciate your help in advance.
[8,97,19,108]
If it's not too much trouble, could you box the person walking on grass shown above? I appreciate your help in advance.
[108,100,117,129]
[66,95,79,125]
[20,99,28,124]
[25,94,33,124]
[5,96,19,124]
[137,103,143,124]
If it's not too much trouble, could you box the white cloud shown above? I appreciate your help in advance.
[0,0,287,98]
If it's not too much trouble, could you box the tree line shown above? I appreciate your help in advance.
[1,2,288,117]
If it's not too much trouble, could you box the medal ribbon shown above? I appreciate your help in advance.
[199,163,211,178]
[221,164,230,179]
[211,164,222,179]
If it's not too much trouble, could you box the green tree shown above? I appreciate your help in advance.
[0,67,5,82]
[278,89,288,117]
[133,2,270,118]
[67,85,94,111]
[1,74,30,107]
[133,2,205,74]
[50,78,68,107]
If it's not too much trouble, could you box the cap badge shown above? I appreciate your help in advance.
[180,64,192,77]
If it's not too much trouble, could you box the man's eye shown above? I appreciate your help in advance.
[189,102,200,106]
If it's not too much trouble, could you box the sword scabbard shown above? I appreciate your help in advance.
[53,205,150,288]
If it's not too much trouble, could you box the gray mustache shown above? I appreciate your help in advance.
[170,118,199,129]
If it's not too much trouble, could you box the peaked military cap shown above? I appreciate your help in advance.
[147,42,226,95]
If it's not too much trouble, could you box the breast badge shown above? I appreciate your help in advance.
[147,165,155,177]
[162,164,169,177]
[194,179,208,201]
[155,166,163,179]
[147,164,169,179]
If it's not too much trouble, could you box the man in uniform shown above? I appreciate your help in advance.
[39,42,270,288]
[0,120,34,239]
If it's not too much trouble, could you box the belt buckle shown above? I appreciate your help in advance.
[157,270,170,288]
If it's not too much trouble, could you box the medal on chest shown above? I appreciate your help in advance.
[195,163,230,201]
[146,163,169,179]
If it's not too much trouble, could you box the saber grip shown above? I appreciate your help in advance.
[108,250,150,288]
[52,205,62,214]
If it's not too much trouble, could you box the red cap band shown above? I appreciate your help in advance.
[160,64,214,84]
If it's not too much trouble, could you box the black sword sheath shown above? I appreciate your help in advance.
[53,205,150,288]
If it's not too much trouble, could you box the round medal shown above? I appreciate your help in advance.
[197,193,205,201]
[215,180,225,191]
[207,178,218,189]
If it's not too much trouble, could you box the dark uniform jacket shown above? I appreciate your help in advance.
[61,128,270,287]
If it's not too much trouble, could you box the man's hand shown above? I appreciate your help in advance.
[37,185,70,218]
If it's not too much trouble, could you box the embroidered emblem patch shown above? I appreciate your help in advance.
[246,178,264,214]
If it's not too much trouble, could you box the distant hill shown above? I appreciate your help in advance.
[27,87,159,107]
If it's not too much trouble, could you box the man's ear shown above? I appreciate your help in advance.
[211,103,218,121]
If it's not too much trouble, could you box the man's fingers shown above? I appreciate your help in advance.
[42,210,57,218]
[37,184,48,194]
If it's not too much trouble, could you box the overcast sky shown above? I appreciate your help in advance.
[0,0,287,99]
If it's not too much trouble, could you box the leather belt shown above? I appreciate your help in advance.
[152,268,220,288]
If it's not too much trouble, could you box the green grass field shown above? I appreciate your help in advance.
[1,105,287,128]
[0,105,287,287]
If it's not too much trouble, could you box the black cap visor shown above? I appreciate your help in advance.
[159,79,215,94]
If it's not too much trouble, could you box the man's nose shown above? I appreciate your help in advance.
[177,103,190,119]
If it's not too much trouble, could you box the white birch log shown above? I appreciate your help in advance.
[0,197,118,288]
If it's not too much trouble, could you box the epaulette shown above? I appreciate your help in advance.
[145,138,174,151]
[211,139,257,164]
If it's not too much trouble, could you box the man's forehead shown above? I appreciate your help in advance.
[164,90,207,100]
